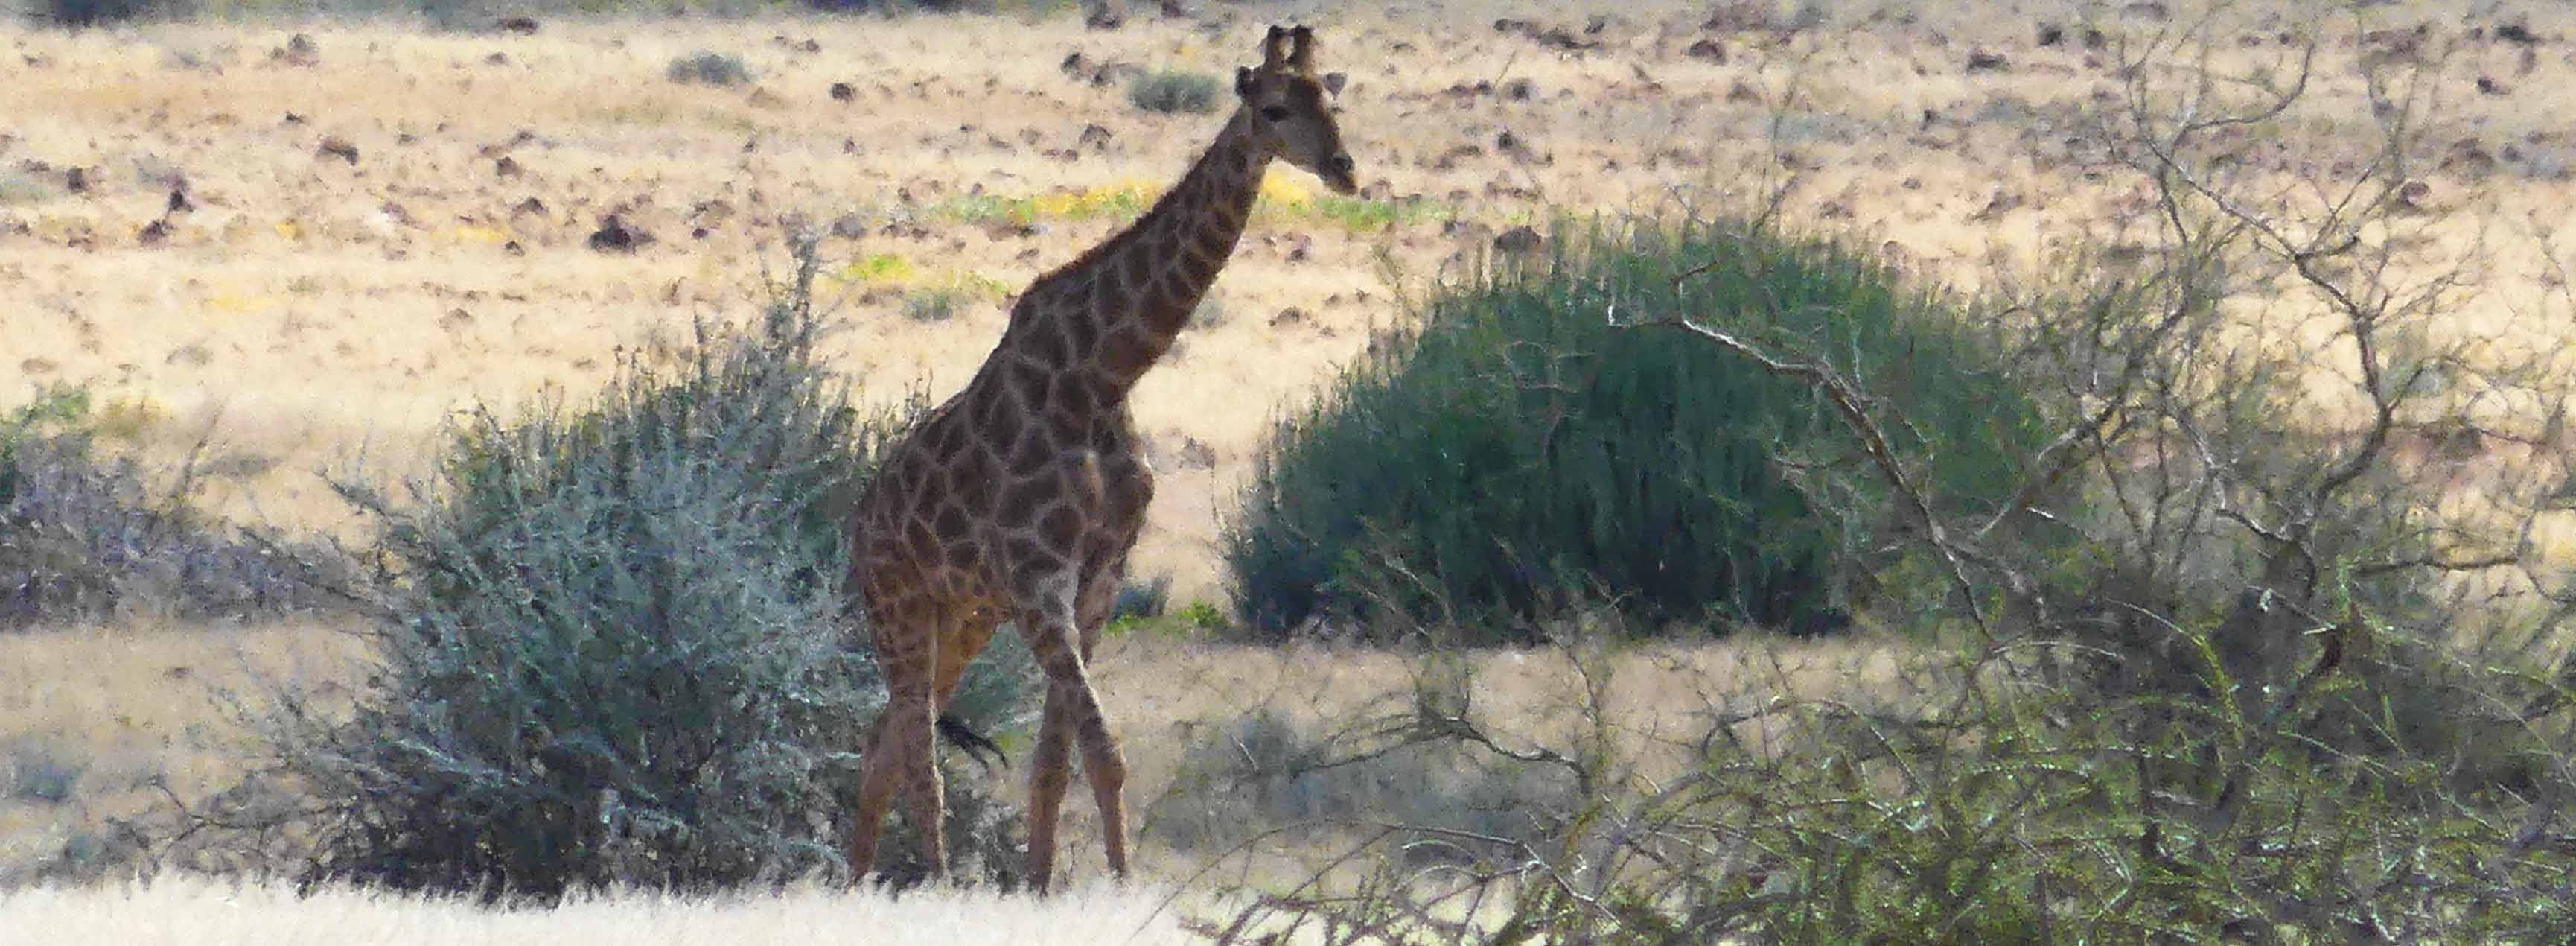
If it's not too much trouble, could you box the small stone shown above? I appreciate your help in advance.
[316,136,360,165]
[587,215,652,253]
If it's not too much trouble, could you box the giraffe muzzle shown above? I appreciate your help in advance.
[1323,153,1358,194]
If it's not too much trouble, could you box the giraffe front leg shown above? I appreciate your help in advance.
[1024,687,1075,893]
[1015,577,1132,890]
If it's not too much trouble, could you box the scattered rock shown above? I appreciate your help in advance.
[1493,18,1598,52]
[2496,22,2540,45]
[2362,25,2429,64]
[316,136,360,165]
[587,215,652,253]
[2443,137,2496,177]
[1969,190,2025,221]
[1077,123,1114,150]
[272,33,320,67]
[2395,180,2432,212]
[513,197,548,217]
[440,308,475,331]
[1966,50,2010,72]
[165,188,192,214]
[63,166,90,193]
[2036,22,2065,46]
[138,219,170,246]
[1269,307,1307,328]
[484,51,509,66]
[496,16,539,34]
[495,156,520,177]
[1686,38,1727,62]
[1493,225,1543,254]
[2478,75,2510,96]
[2120,1,2169,20]
[1502,77,1535,99]
[829,81,856,102]
[1085,0,1123,30]
[1168,436,1216,469]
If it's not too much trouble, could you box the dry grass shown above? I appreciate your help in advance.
[0,874,1224,945]
[9,0,2576,932]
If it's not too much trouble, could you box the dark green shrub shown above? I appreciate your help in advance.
[275,252,1030,898]
[34,0,184,27]
[1129,69,1221,115]
[1225,220,2048,641]
[0,386,347,629]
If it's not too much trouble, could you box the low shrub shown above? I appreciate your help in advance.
[1129,69,1221,115]
[267,248,1030,898]
[1225,220,2049,642]
[666,50,751,86]
[0,386,347,630]
[33,0,186,27]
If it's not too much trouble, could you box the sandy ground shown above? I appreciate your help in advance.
[8,0,2576,936]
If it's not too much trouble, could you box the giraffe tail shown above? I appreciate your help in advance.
[936,712,1010,771]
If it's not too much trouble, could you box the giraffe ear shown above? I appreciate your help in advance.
[1235,66,1257,97]
[1322,71,1346,95]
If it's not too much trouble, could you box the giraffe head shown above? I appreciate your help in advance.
[1235,25,1358,195]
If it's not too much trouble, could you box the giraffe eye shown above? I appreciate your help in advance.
[1260,105,1291,122]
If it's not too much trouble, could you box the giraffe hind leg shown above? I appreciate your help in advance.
[847,606,946,884]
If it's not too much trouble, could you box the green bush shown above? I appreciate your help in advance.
[666,50,751,86]
[34,0,185,27]
[1129,69,1221,115]
[0,386,346,629]
[273,252,1031,898]
[1225,220,2048,641]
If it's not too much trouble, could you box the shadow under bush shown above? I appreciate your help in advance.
[1225,219,2050,643]
[264,253,1030,899]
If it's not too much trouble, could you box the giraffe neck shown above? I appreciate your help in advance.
[1027,107,1271,399]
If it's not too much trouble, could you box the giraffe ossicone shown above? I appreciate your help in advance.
[842,23,1359,893]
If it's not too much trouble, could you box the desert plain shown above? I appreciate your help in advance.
[5,0,2576,940]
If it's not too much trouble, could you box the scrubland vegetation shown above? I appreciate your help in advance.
[12,0,2576,942]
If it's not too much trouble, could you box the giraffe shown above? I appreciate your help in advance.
[844,24,1359,892]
